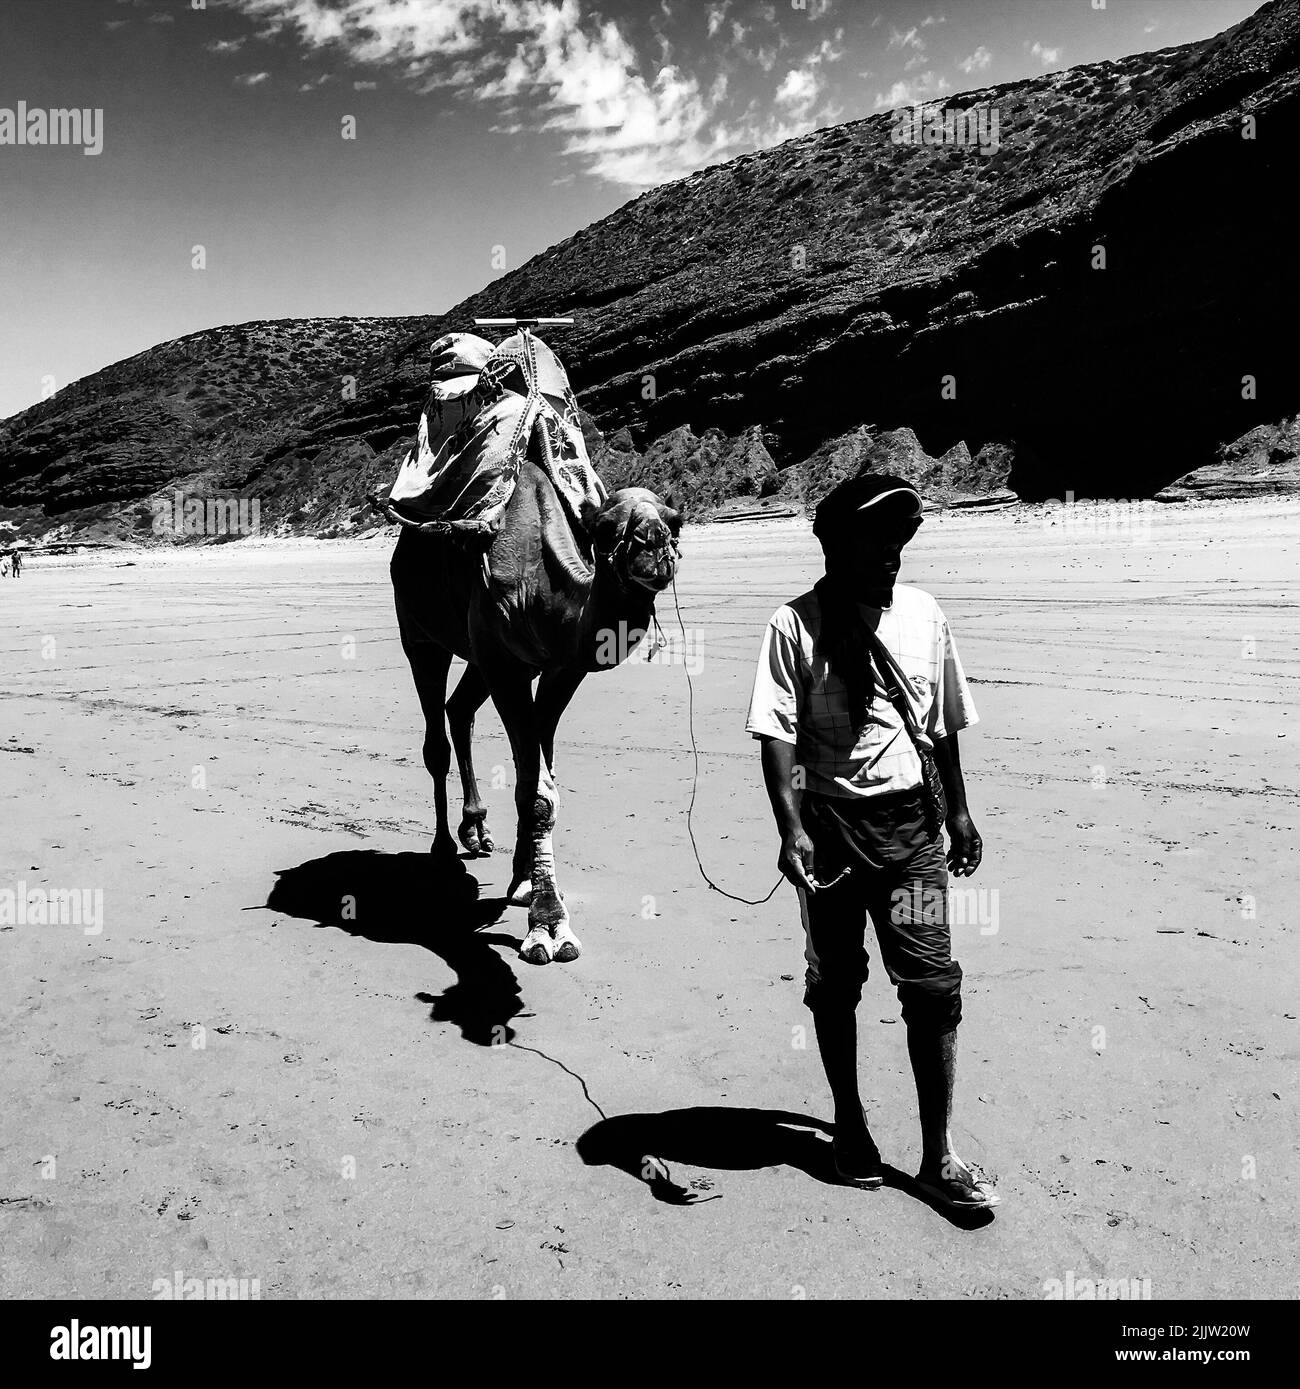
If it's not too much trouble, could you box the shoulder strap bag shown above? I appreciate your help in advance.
[863,626,947,843]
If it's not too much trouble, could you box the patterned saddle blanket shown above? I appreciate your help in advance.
[385,331,607,539]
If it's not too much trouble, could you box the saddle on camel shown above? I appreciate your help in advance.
[382,326,682,965]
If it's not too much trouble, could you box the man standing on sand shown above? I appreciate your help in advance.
[746,473,999,1211]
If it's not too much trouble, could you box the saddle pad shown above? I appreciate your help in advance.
[387,331,607,538]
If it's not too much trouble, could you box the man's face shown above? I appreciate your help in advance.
[823,514,921,600]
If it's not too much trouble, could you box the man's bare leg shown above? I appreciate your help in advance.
[909,1027,959,1174]
[813,1004,881,1184]
[909,1027,998,1205]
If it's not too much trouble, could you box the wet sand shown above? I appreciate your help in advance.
[2,498,1297,1299]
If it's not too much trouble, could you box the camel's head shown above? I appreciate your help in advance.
[585,488,682,595]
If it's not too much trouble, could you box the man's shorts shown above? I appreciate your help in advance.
[798,833,963,1035]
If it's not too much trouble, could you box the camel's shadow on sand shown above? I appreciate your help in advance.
[265,849,528,1046]
[577,1107,995,1228]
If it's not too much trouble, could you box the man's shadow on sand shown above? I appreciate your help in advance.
[577,1107,995,1229]
[264,849,528,1046]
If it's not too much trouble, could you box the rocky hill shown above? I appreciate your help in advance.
[3,0,1299,542]
[0,317,426,543]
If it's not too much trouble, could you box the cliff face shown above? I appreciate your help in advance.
[4,1,1300,541]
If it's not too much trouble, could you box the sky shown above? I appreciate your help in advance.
[0,0,1266,421]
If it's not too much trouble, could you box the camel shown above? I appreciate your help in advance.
[389,455,681,967]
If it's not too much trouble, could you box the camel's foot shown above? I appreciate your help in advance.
[524,892,580,963]
[458,810,494,857]
[519,924,554,966]
[506,876,532,907]
[430,832,459,861]
[551,919,582,964]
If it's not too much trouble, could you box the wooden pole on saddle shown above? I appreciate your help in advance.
[473,318,575,330]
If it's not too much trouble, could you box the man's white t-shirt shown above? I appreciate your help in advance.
[746,584,978,800]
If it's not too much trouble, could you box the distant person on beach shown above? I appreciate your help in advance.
[9,548,21,578]
[747,473,998,1211]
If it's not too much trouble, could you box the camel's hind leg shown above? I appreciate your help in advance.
[398,629,456,859]
[446,664,494,856]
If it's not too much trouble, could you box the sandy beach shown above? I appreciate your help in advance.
[1,497,1296,1300]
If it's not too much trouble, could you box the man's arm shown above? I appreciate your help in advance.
[758,736,819,893]
[931,731,982,878]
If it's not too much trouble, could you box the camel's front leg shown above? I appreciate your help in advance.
[532,670,585,962]
[480,662,562,964]
[523,758,573,964]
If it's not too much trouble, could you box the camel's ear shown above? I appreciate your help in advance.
[661,499,684,535]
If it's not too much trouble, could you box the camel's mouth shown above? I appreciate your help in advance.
[620,528,679,594]
[626,567,676,595]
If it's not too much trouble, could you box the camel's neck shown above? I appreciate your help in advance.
[581,564,659,671]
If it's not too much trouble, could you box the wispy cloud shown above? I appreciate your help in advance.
[888,26,926,53]
[957,45,992,75]
[876,16,952,110]
[770,30,843,134]
[775,67,819,120]
[208,37,248,54]
[235,71,271,86]
[888,23,932,73]
[227,0,842,188]
[874,71,950,111]
[1029,40,1062,67]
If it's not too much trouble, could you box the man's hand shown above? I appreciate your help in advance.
[945,810,982,877]
[779,828,819,893]
[760,737,819,892]
[933,734,981,877]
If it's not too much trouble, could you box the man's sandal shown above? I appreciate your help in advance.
[914,1159,1000,1210]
